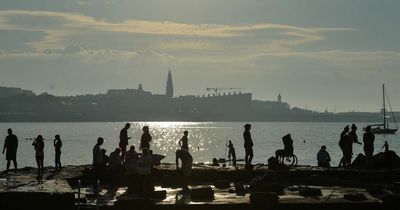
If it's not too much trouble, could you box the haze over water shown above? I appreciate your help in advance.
[0,122,398,169]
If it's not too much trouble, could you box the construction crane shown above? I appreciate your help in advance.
[206,87,243,94]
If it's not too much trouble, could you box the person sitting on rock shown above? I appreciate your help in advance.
[124,145,139,171]
[137,148,154,197]
[317,145,331,167]
[109,148,122,189]
[176,149,193,193]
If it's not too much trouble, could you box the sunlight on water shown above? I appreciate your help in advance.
[0,122,398,168]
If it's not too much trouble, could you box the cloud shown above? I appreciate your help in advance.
[0,10,354,53]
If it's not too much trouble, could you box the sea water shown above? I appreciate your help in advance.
[0,122,398,169]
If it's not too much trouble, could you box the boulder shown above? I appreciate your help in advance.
[234,182,246,196]
[299,187,322,196]
[250,192,278,205]
[250,182,284,194]
[152,190,167,200]
[214,180,230,189]
[343,193,367,201]
[191,187,214,200]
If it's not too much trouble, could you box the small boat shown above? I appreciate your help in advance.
[369,85,398,134]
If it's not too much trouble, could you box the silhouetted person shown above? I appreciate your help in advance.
[227,140,236,167]
[338,125,349,167]
[243,124,254,167]
[381,141,389,153]
[138,148,153,197]
[125,145,138,164]
[93,137,104,193]
[212,158,219,166]
[101,149,109,167]
[343,124,361,166]
[140,126,152,150]
[119,123,131,160]
[54,134,62,171]
[275,134,294,161]
[282,134,294,155]
[109,148,122,189]
[179,131,189,151]
[2,128,18,172]
[317,145,331,167]
[32,135,44,179]
[176,149,193,193]
[363,126,375,168]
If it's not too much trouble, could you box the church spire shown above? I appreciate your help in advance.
[166,70,173,98]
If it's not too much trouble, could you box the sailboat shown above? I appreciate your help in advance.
[369,85,398,134]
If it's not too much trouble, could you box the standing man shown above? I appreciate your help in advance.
[2,128,18,172]
[178,131,189,151]
[243,124,254,167]
[93,137,104,193]
[119,123,131,160]
[54,134,63,171]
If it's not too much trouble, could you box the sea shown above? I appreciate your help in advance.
[0,122,398,169]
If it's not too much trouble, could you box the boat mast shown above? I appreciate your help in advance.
[383,84,386,129]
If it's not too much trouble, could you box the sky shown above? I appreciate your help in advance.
[0,0,400,112]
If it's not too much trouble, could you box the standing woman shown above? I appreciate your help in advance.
[363,126,375,168]
[140,126,152,150]
[338,125,349,167]
[54,134,62,171]
[32,135,45,179]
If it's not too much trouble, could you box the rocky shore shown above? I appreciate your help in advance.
[1,164,400,210]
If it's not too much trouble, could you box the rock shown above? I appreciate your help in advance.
[250,182,284,194]
[343,193,367,201]
[268,156,279,170]
[299,187,322,196]
[214,180,230,189]
[191,186,214,200]
[234,182,246,196]
[245,164,254,170]
[114,197,153,209]
[366,184,384,194]
[0,192,75,210]
[250,192,278,205]
[152,190,166,200]
[382,194,400,206]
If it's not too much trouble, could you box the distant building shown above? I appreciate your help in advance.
[0,86,35,97]
[278,93,282,103]
[106,86,152,97]
[166,71,173,98]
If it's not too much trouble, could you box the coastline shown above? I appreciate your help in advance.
[1,164,399,209]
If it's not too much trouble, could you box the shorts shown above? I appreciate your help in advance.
[245,147,253,156]
[6,149,17,161]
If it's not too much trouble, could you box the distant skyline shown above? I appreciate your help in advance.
[1,0,400,112]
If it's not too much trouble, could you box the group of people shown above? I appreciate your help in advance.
[317,124,389,168]
[2,128,62,178]
[2,122,393,191]
[92,123,193,194]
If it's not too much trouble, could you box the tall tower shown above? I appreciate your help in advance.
[166,70,173,98]
[278,93,282,103]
